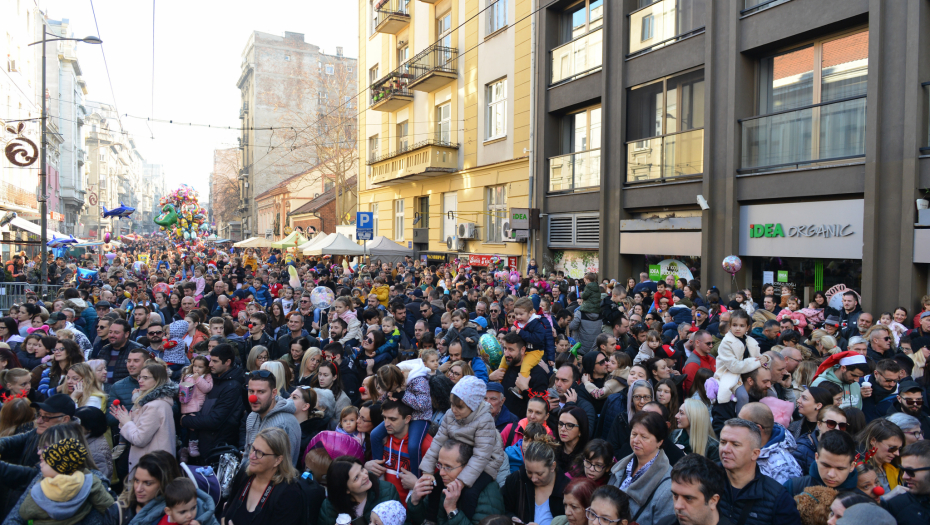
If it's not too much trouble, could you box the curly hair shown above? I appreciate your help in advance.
[794,486,837,525]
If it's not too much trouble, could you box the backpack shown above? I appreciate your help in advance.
[294,473,326,525]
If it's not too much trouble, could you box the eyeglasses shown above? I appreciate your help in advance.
[299,299,310,303]
[902,397,924,407]
[632,395,652,402]
[586,508,623,525]
[901,465,930,477]
[245,444,278,460]
[583,458,607,472]
[904,430,924,440]
[436,463,463,473]
[875,373,898,385]
[820,419,848,431]
[250,370,273,379]
[558,421,578,430]
[36,413,66,422]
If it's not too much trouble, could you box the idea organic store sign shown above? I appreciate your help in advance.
[739,200,864,259]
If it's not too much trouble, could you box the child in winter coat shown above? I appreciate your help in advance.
[579,273,602,316]
[441,309,481,359]
[179,356,213,457]
[333,296,363,345]
[713,310,769,404]
[191,266,206,303]
[497,298,555,383]
[19,437,114,525]
[633,330,663,366]
[369,359,432,475]
[418,376,505,487]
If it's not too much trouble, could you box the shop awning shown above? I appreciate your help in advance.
[233,236,276,248]
[9,217,67,240]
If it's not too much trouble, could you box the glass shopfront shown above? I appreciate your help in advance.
[748,257,862,302]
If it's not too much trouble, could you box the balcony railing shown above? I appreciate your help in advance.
[629,0,704,57]
[626,129,704,183]
[0,180,38,209]
[369,139,459,186]
[548,149,601,193]
[741,0,792,16]
[739,95,866,172]
[76,148,85,166]
[409,44,458,92]
[374,0,411,35]
[370,72,414,112]
[551,28,603,86]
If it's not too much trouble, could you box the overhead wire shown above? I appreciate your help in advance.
[88,0,125,134]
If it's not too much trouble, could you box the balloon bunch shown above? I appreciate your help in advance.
[154,184,211,243]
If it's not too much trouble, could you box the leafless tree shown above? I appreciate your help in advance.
[212,148,241,225]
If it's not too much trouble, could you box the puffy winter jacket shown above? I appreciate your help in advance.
[515,315,555,363]
[120,382,178,471]
[757,423,802,484]
[420,401,504,487]
[569,309,601,355]
[783,459,859,497]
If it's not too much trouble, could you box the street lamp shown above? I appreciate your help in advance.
[28,26,102,293]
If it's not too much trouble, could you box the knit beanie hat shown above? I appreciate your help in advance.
[837,503,895,525]
[371,501,406,525]
[43,438,87,475]
[451,375,486,411]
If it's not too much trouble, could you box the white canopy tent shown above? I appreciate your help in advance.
[303,233,366,256]
[364,236,413,264]
[233,236,275,248]
[296,233,335,252]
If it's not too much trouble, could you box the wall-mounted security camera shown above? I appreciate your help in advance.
[697,195,710,211]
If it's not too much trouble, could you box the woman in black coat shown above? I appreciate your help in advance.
[503,439,570,523]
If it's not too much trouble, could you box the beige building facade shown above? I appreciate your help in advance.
[358,0,532,266]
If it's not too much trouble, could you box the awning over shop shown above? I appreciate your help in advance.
[9,217,67,240]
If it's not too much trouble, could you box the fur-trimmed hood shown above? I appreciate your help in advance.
[135,381,179,407]
[63,298,90,314]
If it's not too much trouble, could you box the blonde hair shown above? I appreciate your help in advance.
[55,328,75,340]
[249,428,298,485]
[793,360,819,390]
[818,335,838,354]
[138,363,169,399]
[260,361,288,393]
[299,347,322,381]
[419,348,438,361]
[681,398,715,457]
[450,360,474,378]
[67,362,107,408]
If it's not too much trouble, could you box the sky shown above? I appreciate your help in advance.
[42,0,360,204]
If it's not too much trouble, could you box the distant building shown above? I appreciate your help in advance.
[236,31,357,238]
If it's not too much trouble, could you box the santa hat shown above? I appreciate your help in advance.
[812,350,866,382]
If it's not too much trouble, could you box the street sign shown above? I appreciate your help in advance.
[356,211,374,241]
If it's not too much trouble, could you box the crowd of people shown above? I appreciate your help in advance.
[0,244,926,525]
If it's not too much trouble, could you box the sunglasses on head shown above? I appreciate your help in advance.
[820,419,848,431]
[250,370,273,379]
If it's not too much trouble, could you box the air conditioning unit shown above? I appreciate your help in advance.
[457,222,478,239]
[446,236,465,251]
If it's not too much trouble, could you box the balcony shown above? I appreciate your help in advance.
[418,0,440,3]
[370,72,414,112]
[741,0,792,16]
[629,0,705,57]
[374,0,411,35]
[548,149,601,193]
[626,129,704,183]
[240,102,249,119]
[76,148,85,166]
[739,96,866,173]
[368,139,459,186]
[551,28,603,86]
[408,44,458,92]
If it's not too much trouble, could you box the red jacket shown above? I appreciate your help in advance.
[682,351,716,392]
[653,290,674,309]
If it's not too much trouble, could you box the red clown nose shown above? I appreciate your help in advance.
[112,400,120,406]
[873,486,885,496]
[248,394,258,403]
[359,386,367,394]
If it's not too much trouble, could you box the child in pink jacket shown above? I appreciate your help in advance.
[179,355,213,457]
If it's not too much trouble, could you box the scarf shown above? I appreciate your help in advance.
[620,452,658,491]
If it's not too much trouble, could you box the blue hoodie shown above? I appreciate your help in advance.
[505,440,525,473]
[247,284,272,306]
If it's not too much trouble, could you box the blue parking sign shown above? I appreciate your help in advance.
[357,212,374,241]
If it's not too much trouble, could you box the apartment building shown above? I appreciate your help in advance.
[237,31,358,239]
[357,0,532,267]
[533,0,930,311]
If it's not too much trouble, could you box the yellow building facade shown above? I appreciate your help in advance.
[358,0,531,267]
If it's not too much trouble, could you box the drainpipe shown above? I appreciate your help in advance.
[527,0,537,268]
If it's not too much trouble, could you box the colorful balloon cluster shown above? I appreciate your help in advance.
[154,184,211,241]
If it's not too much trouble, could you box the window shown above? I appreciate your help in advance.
[442,192,457,241]
[626,69,704,182]
[369,134,380,162]
[318,92,328,106]
[347,66,354,72]
[437,13,452,48]
[325,64,335,75]
[371,0,379,35]
[393,199,405,241]
[371,203,379,235]
[488,0,507,34]
[742,29,868,171]
[561,0,603,44]
[397,44,409,66]
[370,65,380,85]
[549,105,602,192]
[415,196,429,229]
[641,15,654,41]
[486,185,508,243]
[486,79,507,140]
[437,103,451,143]
[397,120,409,152]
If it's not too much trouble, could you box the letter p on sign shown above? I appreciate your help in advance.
[357,212,373,229]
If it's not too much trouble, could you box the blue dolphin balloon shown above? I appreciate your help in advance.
[47,235,78,248]
[102,202,136,219]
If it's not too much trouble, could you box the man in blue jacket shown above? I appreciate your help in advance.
[783,430,860,496]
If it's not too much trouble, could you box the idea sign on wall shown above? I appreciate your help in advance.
[739,199,864,259]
